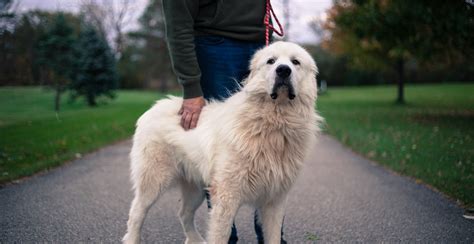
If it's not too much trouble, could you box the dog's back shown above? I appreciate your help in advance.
[131,94,235,186]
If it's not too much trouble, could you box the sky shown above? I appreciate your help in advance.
[17,0,333,44]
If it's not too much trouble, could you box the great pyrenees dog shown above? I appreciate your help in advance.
[123,42,322,244]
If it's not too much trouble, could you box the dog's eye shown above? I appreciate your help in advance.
[291,59,300,65]
[267,58,275,65]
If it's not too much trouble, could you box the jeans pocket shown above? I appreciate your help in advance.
[195,35,226,46]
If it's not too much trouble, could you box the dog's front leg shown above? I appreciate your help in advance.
[259,195,287,244]
[207,187,240,244]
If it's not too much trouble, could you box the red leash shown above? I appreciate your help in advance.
[264,0,284,46]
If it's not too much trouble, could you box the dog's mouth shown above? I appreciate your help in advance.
[270,78,296,100]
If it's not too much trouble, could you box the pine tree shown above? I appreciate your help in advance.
[36,13,76,111]
[71,25,118,106]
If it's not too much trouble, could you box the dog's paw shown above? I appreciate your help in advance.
[122,233,139,244]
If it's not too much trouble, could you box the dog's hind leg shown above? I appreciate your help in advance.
[178,179,206,244]
[123,146,176,244]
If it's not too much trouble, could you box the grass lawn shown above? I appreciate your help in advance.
[317,83,474,207]
[1,84,473,208]
[0,87,162,184]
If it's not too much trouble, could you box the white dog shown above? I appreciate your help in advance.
[123,42,322,244]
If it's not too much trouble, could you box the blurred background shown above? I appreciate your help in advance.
[0,0,473,207]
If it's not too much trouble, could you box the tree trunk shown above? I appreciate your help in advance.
[54,85,61,111]
[87,93,97,107]
[396,58,405,104]
[159,75,168,93]
[114,25,123,59]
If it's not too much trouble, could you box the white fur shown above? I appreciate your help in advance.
[123,42,323,244]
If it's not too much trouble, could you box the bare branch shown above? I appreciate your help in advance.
[78,0,133,56]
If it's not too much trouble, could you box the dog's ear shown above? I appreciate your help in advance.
[306,61,319,99]
[300,46,318,76]
[247,47,265,80]
[310,57,318,76]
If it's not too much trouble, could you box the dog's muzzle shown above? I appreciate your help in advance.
[271,65,296,100]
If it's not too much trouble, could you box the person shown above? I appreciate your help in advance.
[162,0,286,243]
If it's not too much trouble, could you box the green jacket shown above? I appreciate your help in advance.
[162,0,267,98]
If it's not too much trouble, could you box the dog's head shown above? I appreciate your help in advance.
[244,42,318,102]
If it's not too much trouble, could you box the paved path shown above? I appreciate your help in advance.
[1,135,473,243]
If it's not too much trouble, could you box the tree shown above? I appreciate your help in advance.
[304,44,384,86]
[71,25,118,106]
[36,13,76,111]
[0,0,16,34]
[79,0,133,57]
[1,10,81,86]
[323,0,474,103]
[127,0,173,91]
[116,43,145,89]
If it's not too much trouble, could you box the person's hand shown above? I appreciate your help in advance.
[179,96,206,130]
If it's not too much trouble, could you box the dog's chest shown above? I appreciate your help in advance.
[235,127,308,198]
[223,103,316,198]
[245,157,300,199]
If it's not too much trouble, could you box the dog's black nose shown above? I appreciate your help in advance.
[276,65,291,78]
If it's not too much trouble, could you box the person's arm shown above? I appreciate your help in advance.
[162,0,202,99]
[162,0,205,130]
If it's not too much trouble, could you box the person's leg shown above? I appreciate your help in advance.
[254,210,264,244]
[195,36,262,100]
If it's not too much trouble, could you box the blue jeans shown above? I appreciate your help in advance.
[195,36,286,244]
[195,35,262,101]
